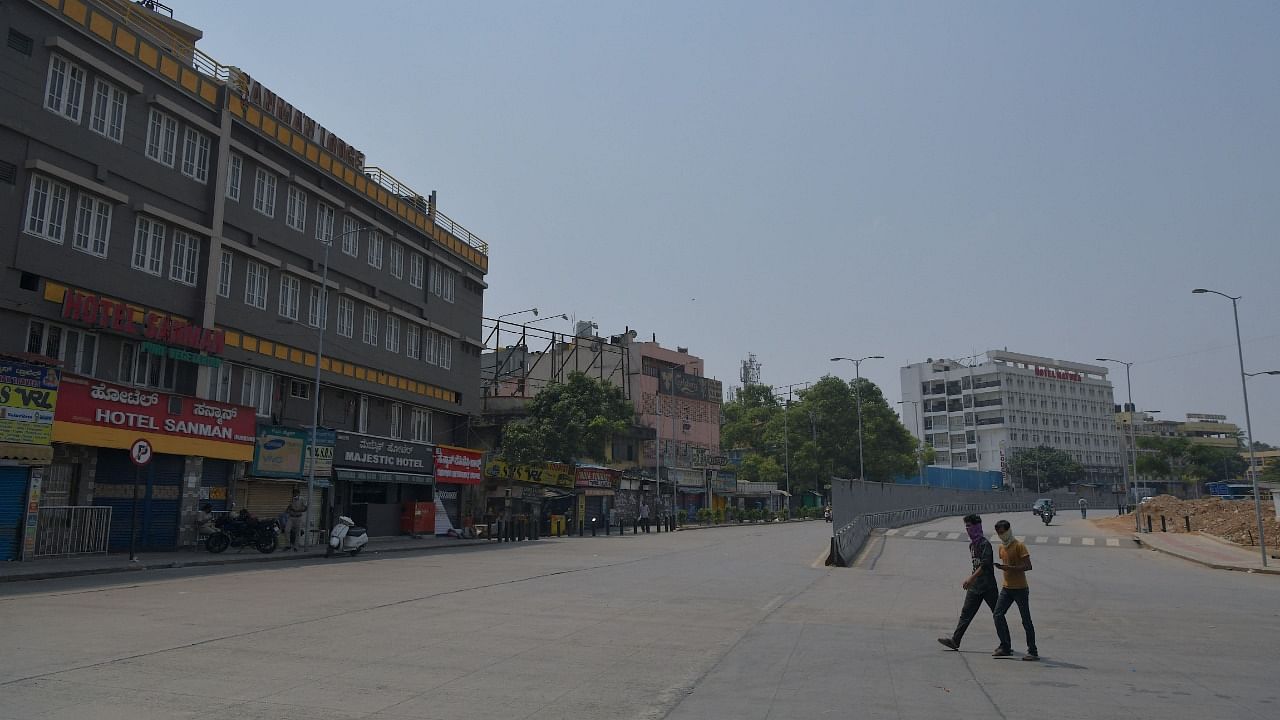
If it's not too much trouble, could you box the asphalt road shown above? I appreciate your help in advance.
[1,515,1277,720]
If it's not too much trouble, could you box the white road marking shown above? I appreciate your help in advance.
[885,529,900,536]
[904,530,920,537]
[1035,536,1049,544]
[1106,538,1121,547]
[1082,537,1096,546]
[946,532,960,540]
[1058,537,1072,545]
[925,531,939,539]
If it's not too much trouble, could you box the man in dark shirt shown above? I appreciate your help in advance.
[938,514,998,651]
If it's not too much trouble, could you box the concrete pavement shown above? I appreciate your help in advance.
[2,514,1277,719]
[1134,531,1280,574]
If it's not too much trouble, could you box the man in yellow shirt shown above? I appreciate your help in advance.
[992,519,1039,661]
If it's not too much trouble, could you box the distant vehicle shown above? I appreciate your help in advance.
[1032,498,1054,516]
[1206,482,1255,500]
[1140,496,1154,504]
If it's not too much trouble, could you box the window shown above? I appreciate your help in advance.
[390,403,403,439]
[439,335,452,370]
[430,262,456,302]
[389,243,403,279]
[278,274,300,320]
[308,286,327,328]
[409,253,424,289]
[406,324,420,360]
[289,380,311,400]
[89,79,126,142]
[385,315,400,353]
[217,251,233,298]
[337,297,354,338]
[244,260,269,310]
[225,154,242,200]
[170,231,200,286]
[208,363,232,402]
[25,175,69,242]
[44,55,85,121]
[357,395,369,433]
[132,217,165,276]
[27,320,96,375]
[424,329,438,365]
[181,128,211,183]
[285,186,307,231]
[409,408,429,442]
[241,368,274,417]
[315,202,335,244]
[145,109,178,166]
[341,216,360,256]
[72,194,112,257]
[120,342,175,389]
[367,231,383,269]
[362,306,378,345]
[253,169,277,217]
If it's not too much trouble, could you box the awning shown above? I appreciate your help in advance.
[245,475,330,489]
[335,468,433,486]
[0,443,53,464]
[577,488,614,497]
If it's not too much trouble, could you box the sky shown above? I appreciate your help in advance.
[181,0,1280,443]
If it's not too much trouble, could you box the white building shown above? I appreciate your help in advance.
[899,350,1125,487]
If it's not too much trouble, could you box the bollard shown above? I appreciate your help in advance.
[1185,516,1191,532]
[655,516,661,533]
[1160,516,1167,533]
[591,518,597,537]
[633,518,638,535]
[1146,514,1153,533]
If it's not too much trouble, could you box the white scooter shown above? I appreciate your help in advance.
[327,516,368,557]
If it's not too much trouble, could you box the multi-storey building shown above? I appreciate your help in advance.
[1,0,487,551]
[900,350,1125,486]
[1117,411,1241,451]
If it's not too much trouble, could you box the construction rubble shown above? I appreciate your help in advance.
[1136,494,1279,548]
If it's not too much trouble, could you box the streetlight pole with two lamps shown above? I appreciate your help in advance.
[1192,288,1268,567]
[1096,358,1144,530]
[830,355,883,481]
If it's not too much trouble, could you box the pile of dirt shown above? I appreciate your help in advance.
[1137,494,1280,548]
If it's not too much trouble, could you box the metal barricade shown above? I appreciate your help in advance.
[34,506,112,558]
[831,500,1028,567]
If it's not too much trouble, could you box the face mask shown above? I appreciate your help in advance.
[998,529,1015,547]
[967,523,985,543]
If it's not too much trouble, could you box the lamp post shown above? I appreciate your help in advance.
[528,312,568,326]
[305,224,370,546]
[1192,288,1267,567]
[898,400,925,482]
[831,356,883,481]
[1096,358,1141,530]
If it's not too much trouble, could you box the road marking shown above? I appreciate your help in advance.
[925,531,939,539]
[885,529,900,536]
[904,530,920,537]
[1082,537,1096,546]
[1106,538,1121,547]
[1035,536,1048,544]
[946,532,960,540]
[1058,537,1071,545]
[811,547,831,568]
[760,594,785,612]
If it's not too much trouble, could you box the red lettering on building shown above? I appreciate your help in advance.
[60,291,224,356]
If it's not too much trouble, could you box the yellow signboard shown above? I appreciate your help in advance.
[0,362,60,446]
[484,459,574,488]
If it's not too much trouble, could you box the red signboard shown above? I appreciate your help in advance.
[61,290,225,355]
[54,375,255,445]
[1034,367,1083,382]
[575,466,621,490]
[433,445,483,485]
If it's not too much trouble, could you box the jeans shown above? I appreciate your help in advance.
[951,586,998,646]
[994,587,1038,655]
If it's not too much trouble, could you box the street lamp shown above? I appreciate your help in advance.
[1096,358,1143,530]
[528,313,569,326]
[897,400,925,481]
[1193,288,1267,567]
[830,355,883,481]
[497,307,538,322]
[305,224,371,547]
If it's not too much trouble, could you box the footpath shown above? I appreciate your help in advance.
[1135,531,1280,575]
[0,534,493,584]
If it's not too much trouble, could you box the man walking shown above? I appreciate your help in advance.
[938,514,998,651]
[992,519,1039,661]
[639,502,651,533]
[284,487,308,551]
[1078,496,1088,519]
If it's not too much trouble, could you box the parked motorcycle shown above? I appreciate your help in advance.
[206,513,280,554]
[327,516,369,557]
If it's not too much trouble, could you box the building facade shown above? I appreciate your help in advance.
[1,0,487,550]
[900,350,1125,486]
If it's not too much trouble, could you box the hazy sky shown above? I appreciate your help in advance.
[183,0,1280,442]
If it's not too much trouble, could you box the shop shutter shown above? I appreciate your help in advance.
[0,467,29,561]
[238,479,294,519]
[201,459,234,512]
[145,455,183,550]
[93,449,137,552]
[93,450,183,551]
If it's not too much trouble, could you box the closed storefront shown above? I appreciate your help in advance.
[433,445,483,534]
[0,466,29,561]
[93,449,184,552]
[201,459,234,512]
[575,466,620,529]
[240,425,310,524]
[0,359,61,561]
[332,432,434,537]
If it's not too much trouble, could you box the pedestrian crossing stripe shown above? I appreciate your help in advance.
[885,529,900,536]
[1036,536,1048,544]
[1106,538,1120,547]
[1082,537,1095,546]
[904,530,920,537]
[881,529,1128,547]
[925,531,939,538]
[946,532,960,540]
[1058,537,1071,544]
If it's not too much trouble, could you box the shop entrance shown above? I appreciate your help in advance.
[93,449,183,552]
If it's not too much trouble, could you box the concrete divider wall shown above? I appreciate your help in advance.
[828,479,1042,567]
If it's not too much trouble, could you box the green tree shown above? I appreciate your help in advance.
[498,372,633,464]
[1005,446,1084,491]
[1186,444,1249,484]
[1261,459,1280,484]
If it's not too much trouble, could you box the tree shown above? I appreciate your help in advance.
[1136,436,1213,496]
[498,372,633,464]
[1261,459,1280,484]
[1186,444,1248,484]
[1005,446,1084,491]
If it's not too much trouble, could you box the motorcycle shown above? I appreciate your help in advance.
[327,516,369,557]
[1041,508,1055,526]
[206,513,280,554]
[823,507,832,523]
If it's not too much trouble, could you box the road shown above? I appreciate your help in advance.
[1,514,1277,720]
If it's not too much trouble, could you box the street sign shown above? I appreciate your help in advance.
[129,438,154,467]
